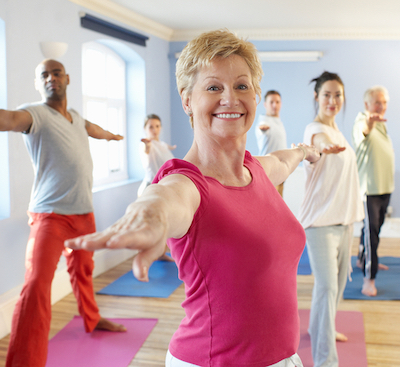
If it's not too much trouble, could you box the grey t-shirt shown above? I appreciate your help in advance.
[19,102,94,214]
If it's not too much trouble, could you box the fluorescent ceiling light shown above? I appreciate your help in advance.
[258,51,323,62]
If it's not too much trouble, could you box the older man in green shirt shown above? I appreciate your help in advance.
[352,85,394,297]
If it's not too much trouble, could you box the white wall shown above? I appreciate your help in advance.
[0,0,171,338]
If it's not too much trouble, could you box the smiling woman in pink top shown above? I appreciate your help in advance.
[66,30,320,367]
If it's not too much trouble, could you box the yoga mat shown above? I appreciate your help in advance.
[97,259,183,298]
[297,309,367,367]
[297,246,312,275]
[46,317,157,367]
[343,256,400,300]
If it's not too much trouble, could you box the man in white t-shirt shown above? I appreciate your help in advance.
[255,90,287,196]
[0,59,126,367]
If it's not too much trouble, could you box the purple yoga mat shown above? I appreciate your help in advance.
[298,309,368,367]
[46,317,157,367]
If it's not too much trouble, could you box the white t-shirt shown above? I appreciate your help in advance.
[255,115,287,155]
[298,122,364,229]
[140,140,174,184]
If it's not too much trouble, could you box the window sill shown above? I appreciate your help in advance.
[92,178,139,193]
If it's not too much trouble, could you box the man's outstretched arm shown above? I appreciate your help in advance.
[0,109,33,132]
[85,119,123,141]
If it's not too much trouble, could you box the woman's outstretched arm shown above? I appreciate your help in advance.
[255,144,320,186]
[65,174,200,281]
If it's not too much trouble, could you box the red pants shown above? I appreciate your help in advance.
[6,212,101,367]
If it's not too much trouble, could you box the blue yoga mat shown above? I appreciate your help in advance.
[97,259,183,298]
[344,256,400,300]
[298,246,312,275]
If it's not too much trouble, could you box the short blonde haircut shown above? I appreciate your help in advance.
[176,29,263,126]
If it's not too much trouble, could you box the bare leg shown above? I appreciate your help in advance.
[362,278,377,297]
[336,332,348,342]
[95,317,127,332]
[378,263,389,270]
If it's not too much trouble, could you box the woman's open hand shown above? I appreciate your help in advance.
[65,201,167,282]
[321,144,346,155]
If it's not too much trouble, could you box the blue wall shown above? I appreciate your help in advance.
[169,39,400,215]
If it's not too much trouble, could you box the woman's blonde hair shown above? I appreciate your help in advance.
[176,29,263,127]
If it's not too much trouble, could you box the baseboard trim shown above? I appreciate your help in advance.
[0,248,135,339]
[353,217,400,238]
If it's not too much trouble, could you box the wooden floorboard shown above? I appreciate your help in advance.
[0,237,399,366]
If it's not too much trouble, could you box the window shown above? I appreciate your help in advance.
[82,41,128,186]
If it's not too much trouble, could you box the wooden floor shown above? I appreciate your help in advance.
[0,238,399,366]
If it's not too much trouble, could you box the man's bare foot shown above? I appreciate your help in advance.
[378,263,389,270]
[336,332,348,342]
[95,317,127,332]
[362,278,377,297]
[158,253,174,262]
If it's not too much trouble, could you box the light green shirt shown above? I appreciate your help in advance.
[352,112,394,195]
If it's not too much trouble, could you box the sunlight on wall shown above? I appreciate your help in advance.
[97,39,146,181]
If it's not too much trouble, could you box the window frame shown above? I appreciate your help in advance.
[82,41,128,187]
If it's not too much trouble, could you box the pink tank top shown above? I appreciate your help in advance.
[154,151,305,367]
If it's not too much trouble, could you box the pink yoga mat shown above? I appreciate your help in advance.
[46,317,158,367]
[297,309,368,367]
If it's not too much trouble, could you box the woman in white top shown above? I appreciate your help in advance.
[298,72,364,367]
[138,114,176,261]
[138,114,176,197]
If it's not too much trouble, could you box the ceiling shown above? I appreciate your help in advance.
[71,0,400,41]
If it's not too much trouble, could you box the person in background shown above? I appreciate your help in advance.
[255,90,287,196]
[0,59,126,367]
[66,29,321,367]
[138,114,176,197]
[138,113,176,261]
[298,71,364,367]
[352,86,394,297]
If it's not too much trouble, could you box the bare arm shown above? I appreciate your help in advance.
[140,139,176,154]
[0,109,33,132]
[141,138,151,154]
[312,132,346,154]
[362,112,386,136]
[85,120,123,141]
[255,144,320,186]
[65,173,200,281]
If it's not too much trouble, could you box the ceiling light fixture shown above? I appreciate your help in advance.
[258,51,323,62]
[174,50,323,62]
